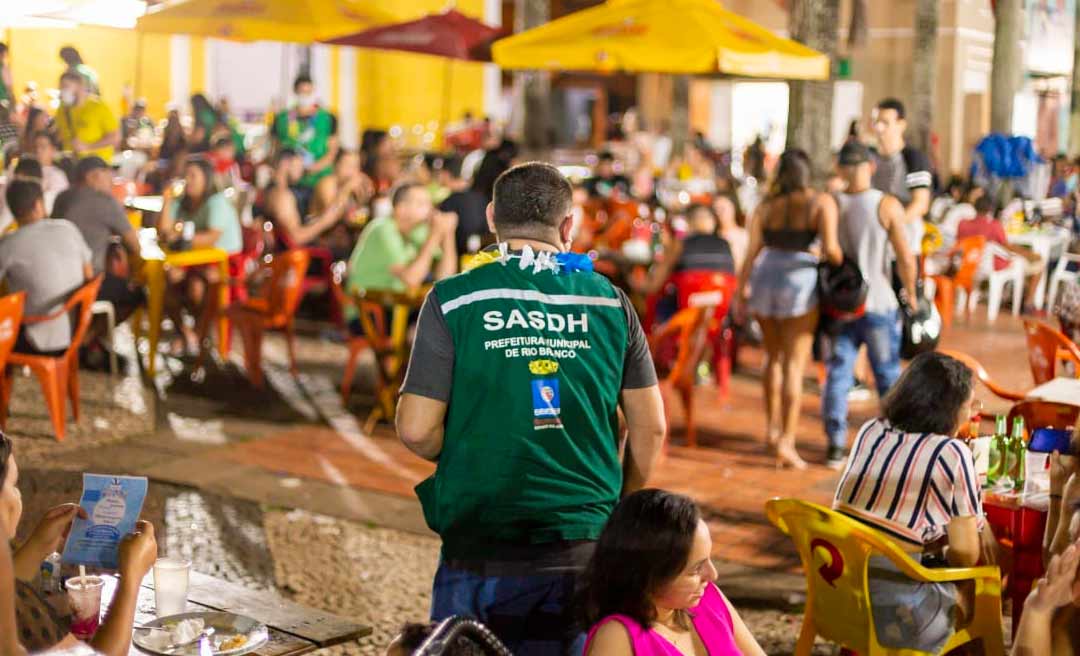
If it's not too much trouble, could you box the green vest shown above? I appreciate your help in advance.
[416,257,629,559]
[274,107,334,188]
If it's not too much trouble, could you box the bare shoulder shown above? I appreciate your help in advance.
[587,619,635,656]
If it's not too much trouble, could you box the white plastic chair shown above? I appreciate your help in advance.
[1048,253,1080,312]
[966,243,1024,322]
[90,300,118,376]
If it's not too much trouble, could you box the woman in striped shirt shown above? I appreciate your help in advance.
[832,352,995,653]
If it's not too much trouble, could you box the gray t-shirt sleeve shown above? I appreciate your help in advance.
[618,287,658,390]
[105,197,133,237]
[400,288,455,402]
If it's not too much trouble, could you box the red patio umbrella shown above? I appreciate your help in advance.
[324,8,505,61]
[323,9,507,143]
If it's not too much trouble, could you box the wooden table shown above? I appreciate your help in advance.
[135,229,230,378]
[101,571,371,656]
[1025,378,1080,407]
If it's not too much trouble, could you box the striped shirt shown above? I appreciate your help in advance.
[833,418,983,546]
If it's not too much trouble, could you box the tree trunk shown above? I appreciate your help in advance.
[516,0,552,153]
[671,75,691,155]
[1070,0,1080,154]
[990,0,1024,134]
[786,0,839,182]
[847,0,868,51]
[910,0,939,154]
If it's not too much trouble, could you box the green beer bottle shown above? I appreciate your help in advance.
[1011,416,1026,492]
[987,415,1007,487]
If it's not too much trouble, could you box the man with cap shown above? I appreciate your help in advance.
[823,141,918,469]
[52,156,144,322]
[396,162,666,654]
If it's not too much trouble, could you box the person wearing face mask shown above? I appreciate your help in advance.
[582,489,765,655]
[53,71,118,163]
[272,74,339,202]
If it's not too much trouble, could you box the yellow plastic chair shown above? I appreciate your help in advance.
[765,499,1005,656]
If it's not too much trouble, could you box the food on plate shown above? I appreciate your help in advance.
[217,634,248,651]
[140,618,206,650]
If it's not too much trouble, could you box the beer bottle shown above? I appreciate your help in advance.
[1011,416,1026,492]
[987,415,1008,487]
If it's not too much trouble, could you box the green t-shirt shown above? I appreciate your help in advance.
[345,216,433,297]
[170,192,242,254]
[273,107,335,187]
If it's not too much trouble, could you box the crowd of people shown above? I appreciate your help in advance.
[0,33,1080,656]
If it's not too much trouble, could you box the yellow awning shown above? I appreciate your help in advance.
[136,0,398,43]
[492,0,829,80]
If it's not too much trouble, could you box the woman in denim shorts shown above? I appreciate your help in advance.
[735,149,842,469]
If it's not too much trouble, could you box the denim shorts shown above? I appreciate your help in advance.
[747,248,819,319]
[867,555,959,653]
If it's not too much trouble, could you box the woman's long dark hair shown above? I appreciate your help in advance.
[180,155,217,214]
[582,489,701,629]
[769,148,812,198]
[471,139,519,202]
[881,352,973,436]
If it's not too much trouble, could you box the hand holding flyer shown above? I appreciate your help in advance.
[62,474,148,569]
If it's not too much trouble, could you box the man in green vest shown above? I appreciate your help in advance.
[272,74,338,198]
[397,162,666,654]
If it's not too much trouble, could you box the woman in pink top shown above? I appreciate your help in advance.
[582,490,765,656]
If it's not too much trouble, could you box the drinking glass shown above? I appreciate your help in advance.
[65,575,105,639]
[153,557,191,617]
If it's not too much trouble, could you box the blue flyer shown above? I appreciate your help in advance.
[62,474,148,569]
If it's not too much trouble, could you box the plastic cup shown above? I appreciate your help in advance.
[153,558,191,617]
[65,575,105,639]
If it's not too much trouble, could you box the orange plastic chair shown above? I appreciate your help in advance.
[766,498,1005,656]
[1021,318,1080,385]
[939,349,1028,401]
[0,277,103,441]
[226,250,310,388]
[648,271,736,447]
[0,291,25,379]
[931,235,986,327]
[329,268,388,405]
[1007,400,1079,435]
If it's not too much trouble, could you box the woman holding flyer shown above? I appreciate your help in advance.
[0,432,157,655]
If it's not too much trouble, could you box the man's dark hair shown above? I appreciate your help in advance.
[442,154,465,180]
[881,352,973,436]
[276,147,300,166]
[597,150,615,163]
[60,70,83,85]
[13,156,42,181]
[492,162,572,237]
[59,46,82,66]
[876,97,907,120]
[293,73,313,92]
[391,182,423,208]
[583,489,701,629]
[6,179,44,219]
[973,194,996,216]
[394,622,485,655]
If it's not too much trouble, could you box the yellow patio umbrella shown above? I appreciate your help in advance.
[136,0,398,42]
[492,0,829,80]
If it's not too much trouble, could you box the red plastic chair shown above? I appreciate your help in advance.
[939,349,1028,401]
[1007,400,1080,435]
[329,269,388,405]
[0,277,102,441]
[226,250,310,388]
[269,220,339,322]
[648,271,736,447]
[931,235,986,328]
[1021,318,1080,385]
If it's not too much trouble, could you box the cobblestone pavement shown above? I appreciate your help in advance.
[7,313,1029,654]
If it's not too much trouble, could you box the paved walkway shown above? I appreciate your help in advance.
[6,312,1036,606]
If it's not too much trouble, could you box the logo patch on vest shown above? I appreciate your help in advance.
[531,378,563,430]
[528,359,559,375]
